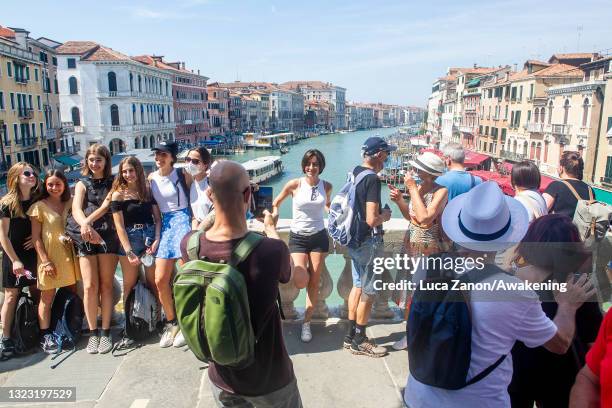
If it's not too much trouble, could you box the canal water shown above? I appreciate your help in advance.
[226,127,400,218]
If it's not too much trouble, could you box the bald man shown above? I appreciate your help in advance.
[180,161,304,408]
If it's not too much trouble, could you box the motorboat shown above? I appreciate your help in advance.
[242,156,284,183]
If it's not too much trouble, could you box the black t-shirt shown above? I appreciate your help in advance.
[180,232,294,396]
[509,296,602,402]
[351,166,382,246]
[110,199,155,227]
[0,199,37,275]
[544,179,594,219]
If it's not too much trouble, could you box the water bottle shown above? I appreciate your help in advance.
[141,237,155,267]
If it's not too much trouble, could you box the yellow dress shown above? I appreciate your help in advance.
[27,199,81,290]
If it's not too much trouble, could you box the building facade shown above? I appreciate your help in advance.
[206,83,229,137]
[280,81,346,130]
[56,41,175,155]
[0,33,48,170]
[133,56,209,146]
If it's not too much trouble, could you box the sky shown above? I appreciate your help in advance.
[3,0,612,107]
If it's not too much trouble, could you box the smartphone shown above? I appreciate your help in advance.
[253,186,273,218]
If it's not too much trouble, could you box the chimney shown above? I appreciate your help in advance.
[473,63,477,68]
[152,55,164,62]
[513,63,518,72]
[198,69,200,75]
[9,27,29,49]
[182,62,185,70]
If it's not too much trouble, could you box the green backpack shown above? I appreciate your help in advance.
[173,231,262,368]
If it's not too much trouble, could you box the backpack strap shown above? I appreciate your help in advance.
[186,230,203,261]
[561,180,585,202]
[230,232,264,266]
[465,355,506,386]
[353,168,376,186]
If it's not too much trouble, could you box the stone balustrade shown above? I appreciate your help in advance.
[252,218,410,321]
[1,218,411,322]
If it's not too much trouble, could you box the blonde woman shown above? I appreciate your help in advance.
[0,163,40,357]
[28,170,80,353]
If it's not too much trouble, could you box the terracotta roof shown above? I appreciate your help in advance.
[0,25,15,39]
[549,53,598,61]
[525,60,550,67]
[132,55,193,73]
[56,41,99,55]
[457,67,497,75]
[280,81,334,90]
[438,74,457,81]
[85,46,130,61]
[217,81,278,91]
[533,63,582,77]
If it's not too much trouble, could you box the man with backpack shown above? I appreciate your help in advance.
[179,160,305,408]
[404,181,595,408]
[343,137,394,357]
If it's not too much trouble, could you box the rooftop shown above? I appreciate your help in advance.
[56,41,131,62]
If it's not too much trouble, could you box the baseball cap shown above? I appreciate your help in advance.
[362,136,397,156]
[151,141,178,157]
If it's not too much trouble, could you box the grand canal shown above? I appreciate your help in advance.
[226,127,401,218]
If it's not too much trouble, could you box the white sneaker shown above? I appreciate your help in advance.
[159,323,179,348]
[392,335,408,351]
[301,322,312,343]
[173,330,186,348]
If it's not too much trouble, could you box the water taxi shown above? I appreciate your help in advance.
[242,156,284,183]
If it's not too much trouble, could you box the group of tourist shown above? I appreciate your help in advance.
[0,135,610,407]
[0,141,215,356]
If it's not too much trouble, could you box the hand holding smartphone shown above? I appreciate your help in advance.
[253,186,273,218]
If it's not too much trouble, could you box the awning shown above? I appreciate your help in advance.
[54,155,80,166]
[467,78,481,88]
[469,170,557,196]
[464,150,490,168]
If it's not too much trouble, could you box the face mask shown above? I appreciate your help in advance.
[185,163,201,177]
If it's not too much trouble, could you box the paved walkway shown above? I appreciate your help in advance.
[0,320,409,408]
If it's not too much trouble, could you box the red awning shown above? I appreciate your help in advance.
[463,150,490,168]
[469,170,558,197]
[419,148,443,156]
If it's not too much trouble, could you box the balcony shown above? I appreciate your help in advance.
[17,108,33,119]
[545,123,572,136]
[131,122,176,132]
[15,76,28,85]
[61,122,75,134]
[526,122,545,133]
[500,150,527,162]
[458,125,476,134]
[45,128,60,140]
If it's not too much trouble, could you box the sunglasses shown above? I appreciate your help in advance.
[22,170,35,178]
[311,186,319,201]
[185,157,201,165]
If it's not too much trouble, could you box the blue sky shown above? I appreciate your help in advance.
[3,0,612,106]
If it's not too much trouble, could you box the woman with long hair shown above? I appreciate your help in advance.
[0,163,41,357]
[184,146,213,230]
[148,141,192,348]
[28,170,80,353]
[272,149,331,342]
[507,214,601,408]
[111,157,161,306]
[71,144,119,354]
[511,161,547,222]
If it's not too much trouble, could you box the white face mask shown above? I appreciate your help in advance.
[185,162,202,177]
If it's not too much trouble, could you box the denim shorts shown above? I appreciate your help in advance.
[348,235,383,296]
[118,224,156,257]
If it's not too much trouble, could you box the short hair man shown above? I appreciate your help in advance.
[436,143,481,200]
[344,136,394,357]
[180,161,306,407]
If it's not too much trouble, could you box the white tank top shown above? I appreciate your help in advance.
[290,178,326,235]
[190,177,213,221]
[150,168,189,213]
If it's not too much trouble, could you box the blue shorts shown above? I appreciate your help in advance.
[348,235,383,296]
[118,224,156,257]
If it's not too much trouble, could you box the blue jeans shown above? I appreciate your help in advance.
[348,235,383,296]
[118,224,155,257]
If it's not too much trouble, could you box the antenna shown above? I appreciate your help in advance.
[577,25,583,51]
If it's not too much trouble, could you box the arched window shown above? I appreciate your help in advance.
[168,132,173,141]
[129,73,133,92]
[69,76,78,94]
[167,106,171,122]
[132,104,137,124]
[140,104,144,124]
[582,98,589,127]
[135,138,140,149]
[530,141,536,159]
[110,104,120,126]
[138,75,142,92]
[536,142,542,160]
[71,107,81,126]
[547,101,553,124]
[563,99,570,125]
[534,108,539,123]
[165,81,169,95]
[157,134,162,143]
[108,72,117,92]
[523,141,528,156]
[540,107,545,123]
[163,133,168,140]
[149,135,155,147]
